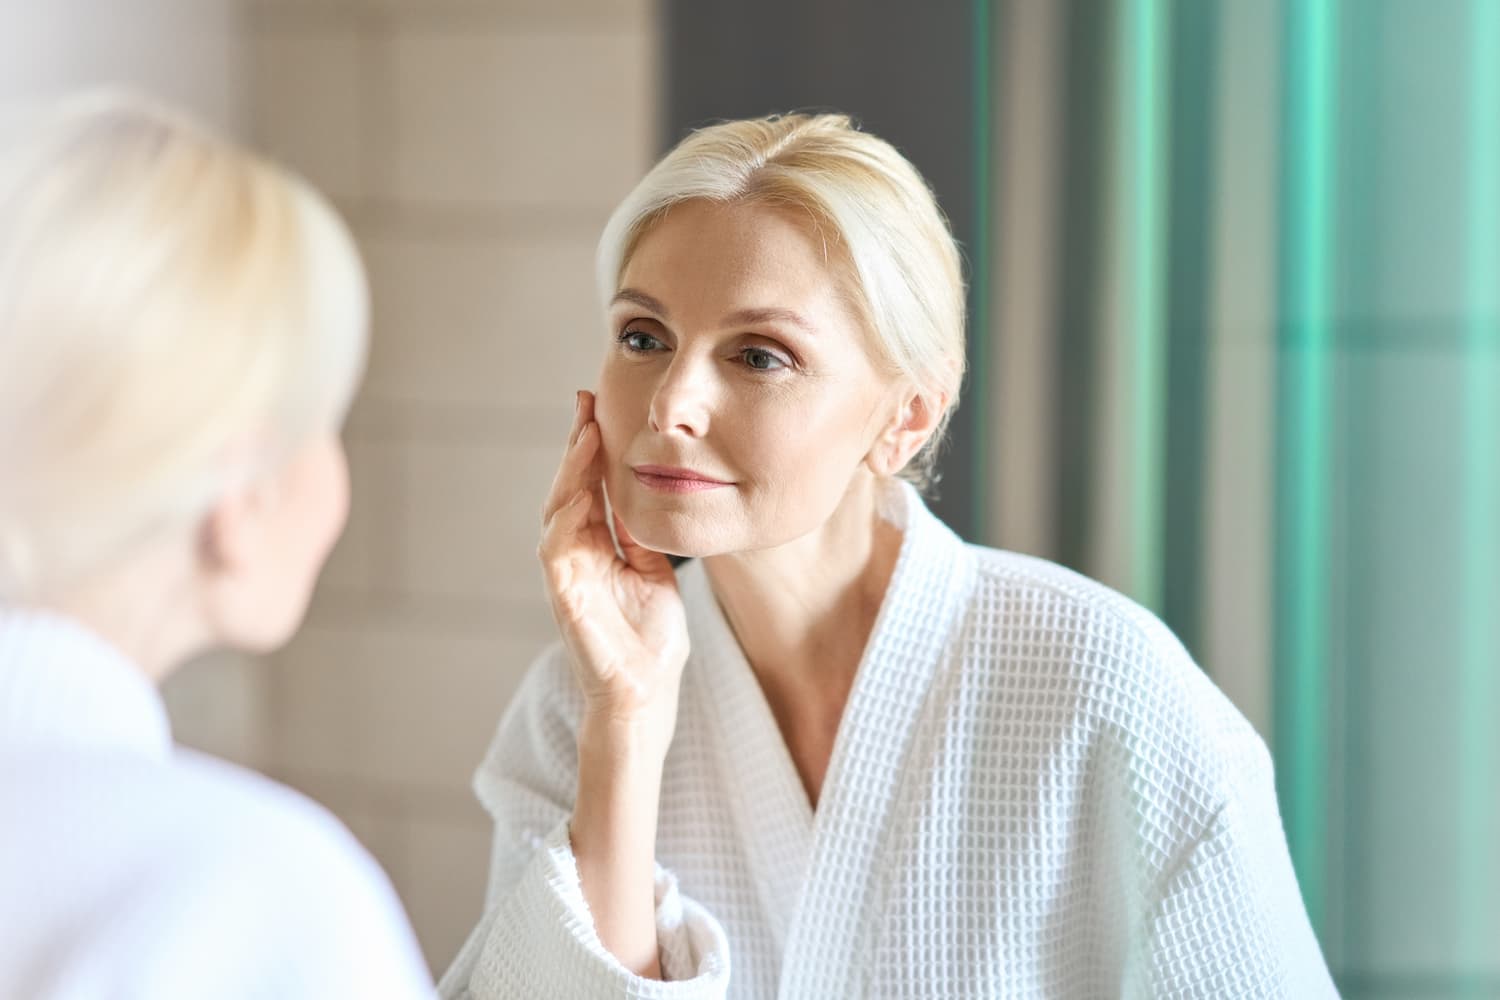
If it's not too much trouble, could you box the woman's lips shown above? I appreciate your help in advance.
[631,465,733,494]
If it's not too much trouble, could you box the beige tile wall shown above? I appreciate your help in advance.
[244,0,658,974]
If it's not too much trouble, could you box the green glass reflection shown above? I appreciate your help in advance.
[1119,0,1170,611]
[1274,0,1337,937]
[1457,0,1499,979]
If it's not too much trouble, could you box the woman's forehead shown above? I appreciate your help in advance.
[617,200,853,325]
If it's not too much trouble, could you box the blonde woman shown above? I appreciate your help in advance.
[443,114,1338,998]
[0,96,432,998]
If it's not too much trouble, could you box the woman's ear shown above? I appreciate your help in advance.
[195,477,286,651]
[199,479,274,577]
[866,390,948,477]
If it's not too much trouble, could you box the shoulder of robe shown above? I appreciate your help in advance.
[112,753,430,996]
[56,749,419,969]
[960,544,1270,809]
[153,750,403,898]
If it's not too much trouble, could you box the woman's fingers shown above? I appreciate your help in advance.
[539,488,589,564]
[539,487,618,596]
[541,390,602,525]
[573,391,609,529]
[538,489,595,603]
[541,422,600,524]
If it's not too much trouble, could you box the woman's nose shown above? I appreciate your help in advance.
[647,354,714,437]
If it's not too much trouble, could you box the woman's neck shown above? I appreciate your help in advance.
[702,472,903,695]
[42,546,209,684]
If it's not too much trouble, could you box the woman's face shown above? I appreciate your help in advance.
[596,199,899,557]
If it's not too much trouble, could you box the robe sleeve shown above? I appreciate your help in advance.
[1130,750,1340,999]
[438,644,731,1000]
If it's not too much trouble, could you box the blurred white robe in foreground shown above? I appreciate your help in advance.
[0,610,434,1000]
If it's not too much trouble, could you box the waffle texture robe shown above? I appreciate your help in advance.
[441,483,1337,999]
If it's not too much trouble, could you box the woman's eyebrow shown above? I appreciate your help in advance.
[611,287,669,316]
[724,307,815,334]
[611,288,814,334]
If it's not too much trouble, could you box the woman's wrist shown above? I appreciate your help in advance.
[578,705,675,769]
[573,716,667,862]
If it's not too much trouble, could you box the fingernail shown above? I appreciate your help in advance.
[574,391,583,416]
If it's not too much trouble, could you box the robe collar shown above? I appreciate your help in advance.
[0,606,171,762]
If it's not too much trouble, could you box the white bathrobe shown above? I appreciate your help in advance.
[0,609,434,1000]
[441,484,1337,999]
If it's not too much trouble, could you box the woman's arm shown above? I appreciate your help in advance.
[573,717,671,977]
[437,645,728,1000]
[439,391,724,999]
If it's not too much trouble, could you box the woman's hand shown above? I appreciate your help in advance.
[538,389,689,763]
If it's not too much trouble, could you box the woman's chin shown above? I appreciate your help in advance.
[618,509,732,561]
[628,529,719,561]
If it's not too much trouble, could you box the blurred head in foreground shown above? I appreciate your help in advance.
[0,93,367,673]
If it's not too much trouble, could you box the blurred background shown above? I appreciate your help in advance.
[2,0,1495,996]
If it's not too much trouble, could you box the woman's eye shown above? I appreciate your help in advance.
[741,347,789,371]
[620,329,663,352]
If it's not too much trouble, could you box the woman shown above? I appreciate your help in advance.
[0,96,432,998]
[442,114,1337,998]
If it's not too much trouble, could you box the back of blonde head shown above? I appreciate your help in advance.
[0,94,367,602]
[596,113,966,491]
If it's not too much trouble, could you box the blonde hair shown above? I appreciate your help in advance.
[0,93,368,602]
[596,112,966,491]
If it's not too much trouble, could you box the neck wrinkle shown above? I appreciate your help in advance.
[702,473,905,692]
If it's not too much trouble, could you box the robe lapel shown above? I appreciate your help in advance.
[778,484,975,999]
[682,559,816,953]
